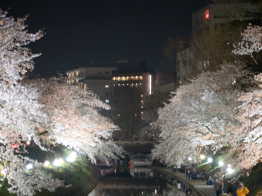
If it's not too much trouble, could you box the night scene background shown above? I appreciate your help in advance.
[1,0,207,77]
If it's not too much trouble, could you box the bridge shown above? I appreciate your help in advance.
[112,140,156,154]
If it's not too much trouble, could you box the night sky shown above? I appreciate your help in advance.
[1,0,208,77]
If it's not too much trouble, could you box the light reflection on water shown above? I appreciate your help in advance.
[88,162,198,196]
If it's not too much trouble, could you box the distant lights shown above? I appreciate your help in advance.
[44,161,50,167]
[53,158,64,166]
[1,169,6,176]
[200,155,205,159]
[218,161,224,167]
[227,167,233,174]
[66,152,77,162]
[26,164,33,170]
[149,75,152,95]
[188,157,192,161]
[207,158,213,163]
[12,144,18,149]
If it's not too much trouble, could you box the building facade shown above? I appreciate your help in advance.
[192,3,259,34]
[66,67,118,104]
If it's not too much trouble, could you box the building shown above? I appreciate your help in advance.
[192,3,259,34]
[65,61,157,138]
[66,67,118,104]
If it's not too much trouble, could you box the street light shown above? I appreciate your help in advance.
[53,158,64,166]
[207,158,213,163]
[227,167,233,174]
[218,161,224,167]
[66,152,77,162]
[200,155,205,160]
[188,157,192,161]
[26,164,33,170]
[44,161,50,167]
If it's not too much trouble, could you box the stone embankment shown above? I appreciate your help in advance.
[150,166,216,196]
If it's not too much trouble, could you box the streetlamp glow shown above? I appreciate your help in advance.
[188,157,192,161]
[44,160,50,167]
[53,158,64,166]
[227,167,233,174]
[66,152,77,162]
[207,158,213,163]
[1,169,6,176]
[218,161,224,167]
[200,155,205,160]
[26,164,33,170]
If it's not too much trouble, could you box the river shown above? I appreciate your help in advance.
[88,160,199,196]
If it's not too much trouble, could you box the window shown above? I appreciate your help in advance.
[105,85,110,88]
[203,9,210,21]
[105,99,109,103]
[105,71,109,74]
[135,114,137,116]
[117,114,120,117]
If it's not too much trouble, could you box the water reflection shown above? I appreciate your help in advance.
[88,162,198,196]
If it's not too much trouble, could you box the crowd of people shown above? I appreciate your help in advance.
[156,162,250,196]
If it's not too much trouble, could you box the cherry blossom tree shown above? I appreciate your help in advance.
[152,63,250,167]
[153,23,262,176]
[0,9,123,195]
[29,77,123,163]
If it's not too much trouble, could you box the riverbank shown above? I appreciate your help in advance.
[61,163,99,196]
[150,166,216,196]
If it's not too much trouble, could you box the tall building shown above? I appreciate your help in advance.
[192,3,259,34]
[65,61,157,138]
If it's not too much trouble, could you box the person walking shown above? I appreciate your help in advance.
[236,183,249,196]
[214,180,221,196]
[220,181,228,196]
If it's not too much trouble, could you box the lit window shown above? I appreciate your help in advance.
[113,77,115,80]
[141,100,143,102]
[141,106,143,108]
[122,84,124,86]
[140,83,142,85]
[105,107,109,110]
[141,95,143,97]
[135,114,137,116]
[203,9,209,21]
[67,81,68,83]
[105,85,110,88]
[105,99,109,103]
[118,84,120,86]
[141,112,143,114]
[118,114,120,117]
[127,83,129,86]
[114,84,115,86]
